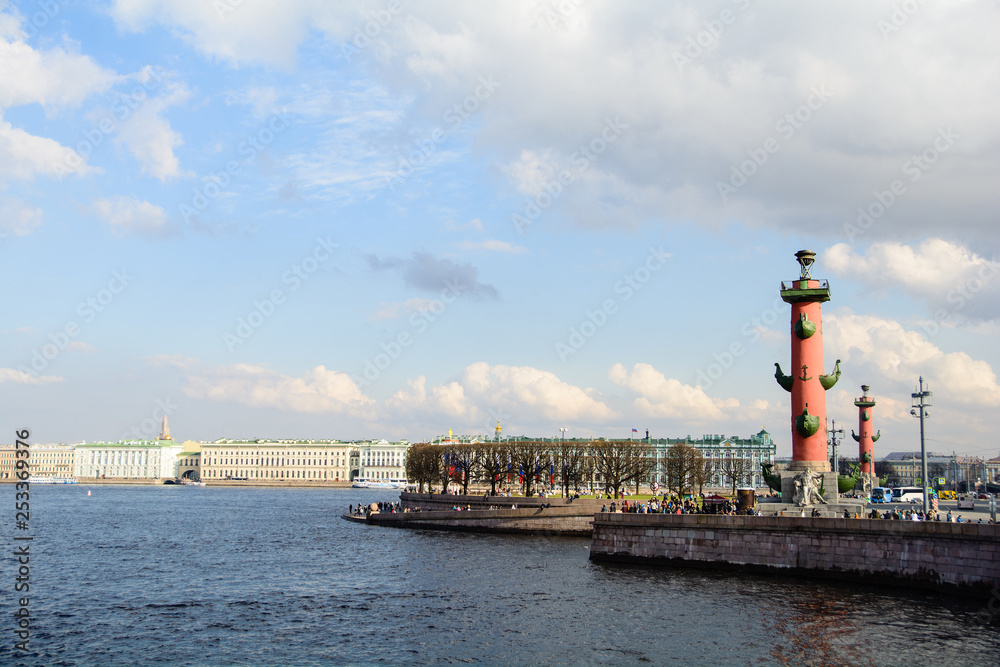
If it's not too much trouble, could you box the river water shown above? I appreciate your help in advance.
[2,486,998,666]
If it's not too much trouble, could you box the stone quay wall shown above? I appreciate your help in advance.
[400,492,604,513]
[355,506,594,536]
[590,513,1000,597]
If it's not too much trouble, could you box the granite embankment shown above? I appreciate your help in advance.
[344,492,602,536]
[345,506,593,536]
[399,491,602,512]
[590,513,1000,597]
[67,478,354,488]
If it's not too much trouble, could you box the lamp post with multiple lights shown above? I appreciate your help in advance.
[910,377,933,514]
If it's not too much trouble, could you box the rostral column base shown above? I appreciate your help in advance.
[787,460,831,472]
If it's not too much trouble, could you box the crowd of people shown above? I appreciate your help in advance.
[348,501,402,516]
[350,492,996,523]
[600,496,747,515]
[863,507,992,523]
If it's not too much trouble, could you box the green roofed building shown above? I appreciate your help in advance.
[75,440,185,480]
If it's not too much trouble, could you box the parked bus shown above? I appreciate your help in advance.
[892,487,925,503]
[871,487,893,503]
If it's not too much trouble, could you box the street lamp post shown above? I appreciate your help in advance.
[828,418,844,476]
[910,377,933,514]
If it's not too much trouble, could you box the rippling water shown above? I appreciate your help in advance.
[2,486,998,666]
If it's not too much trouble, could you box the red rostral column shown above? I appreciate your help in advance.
[774,250,841,472]
[853,385,879,475]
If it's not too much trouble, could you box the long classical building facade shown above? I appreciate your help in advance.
[0,443,77,481]
[354,439,410,483]
[200,439,354,482]
[75,440,186,479]
[1,437,414,485]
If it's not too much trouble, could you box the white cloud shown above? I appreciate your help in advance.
[0,368,64,384]
[0,32,118,110]
[826,239,1000,322]
[104,1,1000,239]
[0,120,95,180]
[180,363,376,417]
[0,197,42,236]
[824,309,1000,408]
[459,361,617,422]
[0,14,118,182]
[108,0,322,69]
[0,6,21,39]
[609,362,735,421]
[457,239,527,254]
[114,83,190,181]
[504,149,560,198]
[92,195,176,238]
[446,218,485,233]
[387,375,472,418]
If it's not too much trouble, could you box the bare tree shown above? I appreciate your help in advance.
[663,443,705,497]
[699,458,714,495]
[591,441,651,498]
[555,440,590,497]
[509,441,549,496]
[404,444,440,493]
[630,444,657,495]
[448,444,477,495]
[437,444,456,494]
[718,456,755,497]
[476,443,512,494]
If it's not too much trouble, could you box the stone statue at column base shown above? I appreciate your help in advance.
[857,473,873,498]
[792,469,828,507]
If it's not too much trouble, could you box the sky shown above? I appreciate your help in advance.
[2,0,999,459]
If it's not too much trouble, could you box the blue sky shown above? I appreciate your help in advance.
[3,0,999,459]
